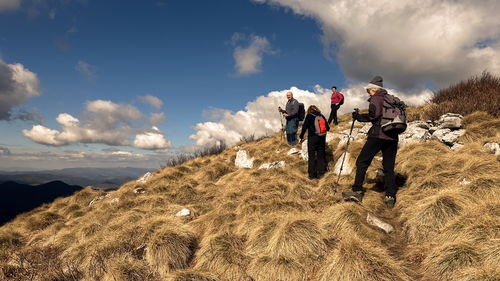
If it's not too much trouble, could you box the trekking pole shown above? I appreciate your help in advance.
[334,108,359,191]
[279,110,285,141]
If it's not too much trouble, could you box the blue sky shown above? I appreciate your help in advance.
[0,0,498,169]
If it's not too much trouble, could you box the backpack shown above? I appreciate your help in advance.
[339,93,344,106]
[380,94,407,134]
[314,115,327,136]
[298,103,305,121]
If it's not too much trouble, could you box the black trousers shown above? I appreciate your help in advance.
[327,104,340,125]
[307,135,327,178]
[352,138,398,197]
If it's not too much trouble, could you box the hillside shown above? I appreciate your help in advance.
[1,76,499,280]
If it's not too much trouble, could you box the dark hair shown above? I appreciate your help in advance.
[307,105,321,114]
[331,86,337,90]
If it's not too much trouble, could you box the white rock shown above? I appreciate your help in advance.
[137,172,153,183]
[287,148,301,155]
[300,139,308,161]
[440,129,466,145]
[134,187,146,194]
[451,143,464,151]
[459,178,471,185]
[235,150,254,169]
[110,198,120,204]
[175,208,191,217]
[367,213,394,234]
[333,152,353,175]
[399,122,432,147]
[437,113,463,129]
[431,128,452,143]
[88,194,111,207]
[483,142,500,156]
[325,132,337,143]
[258,161,286,170]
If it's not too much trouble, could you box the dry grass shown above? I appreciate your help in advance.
[0,77,499,280]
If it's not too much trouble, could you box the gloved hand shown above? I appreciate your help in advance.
[352,111,360,121]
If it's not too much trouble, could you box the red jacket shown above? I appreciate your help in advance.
[331,92,343,105]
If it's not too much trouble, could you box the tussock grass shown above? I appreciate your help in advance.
[422,240,480,280]
[247,256,306,281]
[145,221,197,277]
[318,236,411,281]
[0,78,499,280]
[194,232,250,281]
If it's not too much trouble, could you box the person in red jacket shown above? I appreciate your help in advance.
[327,86,343,126]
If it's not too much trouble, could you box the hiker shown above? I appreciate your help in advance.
[278,91,300,145]
[299,105,330,179]
[327,86,344,126]
[342,76,399,208]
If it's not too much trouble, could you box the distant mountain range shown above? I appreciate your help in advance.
[0,167,151,189]
[0,181,83,225]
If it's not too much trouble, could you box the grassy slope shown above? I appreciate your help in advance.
[1,111,498,281]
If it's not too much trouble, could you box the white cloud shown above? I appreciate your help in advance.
[150,112,166,126]
[75,60,96,82]
[22,99,172,150]
[139,94,163,109]
[253,0,500,89]
[190,85,431,147]
[133,127,172,150]
[0,0,20,12]
[231,33,276,75]
[0,60,41,121]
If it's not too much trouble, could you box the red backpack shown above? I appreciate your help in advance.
[314,116,327,136]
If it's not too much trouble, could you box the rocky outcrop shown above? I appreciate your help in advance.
[258,161,286,170]
[88,194,111,207]
[235,150,254,169]
[137,172,153,183]
[333,152,353,175]
[483,142,500,156]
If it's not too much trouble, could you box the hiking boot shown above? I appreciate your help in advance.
[342,191,364,203]
[384,196,395,209]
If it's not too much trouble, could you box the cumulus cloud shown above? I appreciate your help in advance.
[134,127,172,150]
[150,112,166,126]
[75,60,96,82]
[253,0,500,89]
[190,85,431,147]
[22,99,172,150]
[230,33,276,75]
[0,60,41,121]
[139,94,163,109]
[0,0,20,12]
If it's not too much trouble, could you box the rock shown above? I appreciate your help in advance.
[325,132,337,143]
[450,143,464,151]
[483,142,500,156]
[459,178,471,185]
[359,123,372,134]
[235,150,254,169]
[338,135,354,147]
[441,129,466,145]
[258,161,286,170]
[399,122,432,146]
[88,194,111,207]
[341,128,359,139]
[110,198,120,204]
[437,113,463,129]
[411,121,430,130]
[175,208,191,217]
[301,139,308,161]
[333,152,353,175]
[134,187,146,194]
[287,148,301,155]
[429,126,439,134]
[137,172,153,183]
[431,128,452,143]
[367,213,394,234]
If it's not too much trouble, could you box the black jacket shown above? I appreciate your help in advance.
[300,112,329,139]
